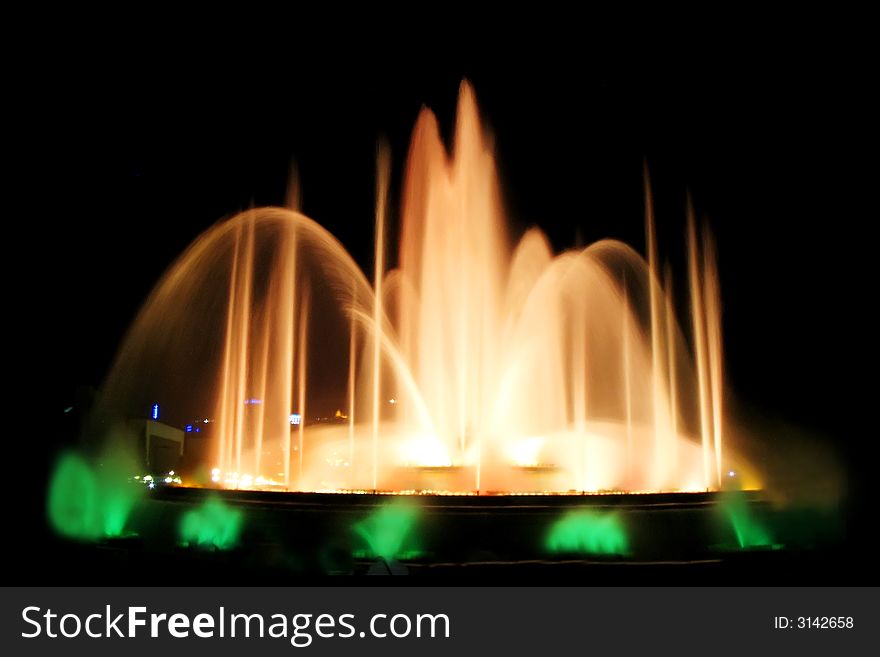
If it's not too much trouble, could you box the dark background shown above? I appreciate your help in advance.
[11,17,873,582]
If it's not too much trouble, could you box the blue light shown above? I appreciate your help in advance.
[151,403,160,420]
[244,398,263,405]
[289,413,302,426]
[195,427,201,433]
[185,424,193,433]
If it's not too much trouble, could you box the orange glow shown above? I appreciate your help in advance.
[96,82,753,495]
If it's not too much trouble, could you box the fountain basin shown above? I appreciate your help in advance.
[38,486,845,584]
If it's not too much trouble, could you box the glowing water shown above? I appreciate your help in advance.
[95,82,741,494]
[352,500,422,561]
[48,452,141,540]
[179,497,244,550]
[720,492,775,550]
[545,511,629,556]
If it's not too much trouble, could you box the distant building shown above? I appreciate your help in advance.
[128,419,184,472]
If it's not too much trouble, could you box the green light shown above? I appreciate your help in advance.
[352,500,423,561]
[47,452,142,541]
[721,492,775,549]
[179,497,243,550]
[98,489,138,536]
[545,510,629,556]
[48,453,101,541]
[95,455,142,537]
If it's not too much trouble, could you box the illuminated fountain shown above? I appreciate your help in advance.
[93,82,756,495]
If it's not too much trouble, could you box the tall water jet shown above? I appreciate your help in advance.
[233,215,255,475]
[664,264,679,472]
[688,204,714,490]
[252,306,270,476]
[622,280,634,486]
[281,224,297,488]
[372,146,390,491]
[297,282,310,485]
[703,227,725,487]
[645,172,672,490]
[348,284,357,485]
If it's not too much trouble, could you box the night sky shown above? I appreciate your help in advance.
[16,21,872,574]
